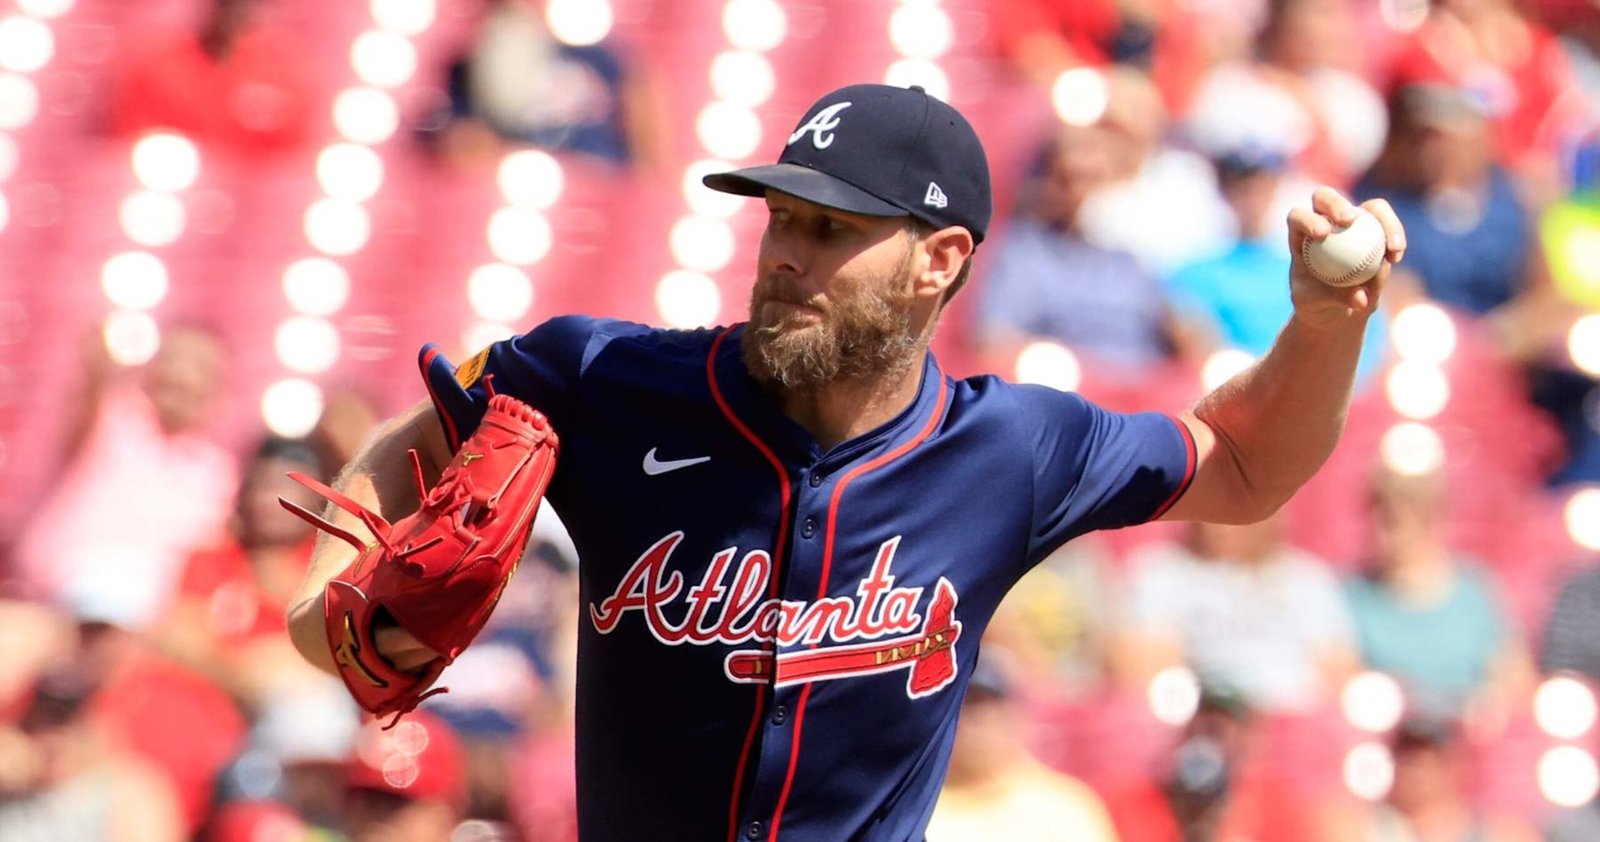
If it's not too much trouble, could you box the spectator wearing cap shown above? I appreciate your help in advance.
[1165,139,1389,387]
[1355,82,1544,319]
[926,648,1120,842]
[343,711,467,842]
[1345,715,1538,842]
[1184,0,1388,188]
[1104,686,1324,842]
[1385,0,1587,200]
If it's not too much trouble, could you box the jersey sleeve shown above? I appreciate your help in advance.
[1016,385,1196,561]
[422,314,608,450]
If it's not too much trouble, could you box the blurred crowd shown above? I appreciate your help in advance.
[7,0,1600,839]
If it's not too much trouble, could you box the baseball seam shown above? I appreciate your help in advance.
[1302,236,1384,287]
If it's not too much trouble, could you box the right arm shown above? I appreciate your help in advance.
[285,399,454,674]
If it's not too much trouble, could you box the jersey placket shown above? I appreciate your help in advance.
[736,463,829,841]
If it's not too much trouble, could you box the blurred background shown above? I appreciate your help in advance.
[4,0,1600,839]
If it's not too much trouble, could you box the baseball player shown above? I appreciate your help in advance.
[286,83,1406,841]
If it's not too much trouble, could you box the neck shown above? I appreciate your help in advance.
[772,353,925,452]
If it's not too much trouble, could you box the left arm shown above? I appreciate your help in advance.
[1163,187,1407,524]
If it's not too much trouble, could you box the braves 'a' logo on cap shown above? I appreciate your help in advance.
[589,533,962,700]
[787,101,852,150]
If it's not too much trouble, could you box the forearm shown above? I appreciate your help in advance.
[1192,314,1367,516]
[287,400,449,672]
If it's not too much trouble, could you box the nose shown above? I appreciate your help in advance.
[759,220,804,280]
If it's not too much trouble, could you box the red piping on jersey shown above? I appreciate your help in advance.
[1150,415,1198,520]
[708,328,794,842]
[768,361,949,841]
[420,346,463,452]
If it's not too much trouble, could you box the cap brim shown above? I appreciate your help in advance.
[702,163,905,217]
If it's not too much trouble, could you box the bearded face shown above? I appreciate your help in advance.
[743,242,921,389]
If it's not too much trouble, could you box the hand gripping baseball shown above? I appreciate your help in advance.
[279,394,559,726]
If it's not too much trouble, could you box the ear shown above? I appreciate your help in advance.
[913,225,975,300]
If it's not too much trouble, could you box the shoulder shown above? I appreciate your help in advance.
[516,316,719,372]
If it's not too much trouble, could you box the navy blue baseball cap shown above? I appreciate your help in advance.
[703,83,993,244]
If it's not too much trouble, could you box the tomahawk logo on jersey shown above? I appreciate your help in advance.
[422,315,1195,842]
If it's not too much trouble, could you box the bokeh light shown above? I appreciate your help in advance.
[1147,666,1201,727]
[1343,742,1395,801]
[1540,746,1600,807]
[1013,340,1082,393]
[1341,671,1406,733]
[486,207,553,266]
[722,0,787,52]
[497,150,564,210]
[1201,349,1255,392]
[274,317,341,374]
[655,270,721,328]
[884,59,949,102]
[370,0,435,35]
[350,30,416,88]
[467,263,534,322]
[669,216,736,273]
[1535,675,1598,740]
[888,4,953,60]
[316,143,385,202]
[118,189,186,247]
[1052,68,1109,127]
[102,309,161,366]
[132,132,200,192]
[0,73,38,130]
[333,87,399,145]
[1385,361,1450,420]
[100,251,168,309]
[1565,488,1600,551]
[696,101,763,161]
[0,16,55,74]
[282,258,351,316]
[1379,422,1446,477]
[461,321,515,356]
[710,50,776,108]
[1569,315,1600,377]
[1380,0,1430,33]
[261,379,325,438]
[1390,303,1457,365]
[683,159,745,219]
[17,0,74,16]
[304,198,372,256]
[546,0,613,46]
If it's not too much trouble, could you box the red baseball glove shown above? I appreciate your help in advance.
[280,391,558,725]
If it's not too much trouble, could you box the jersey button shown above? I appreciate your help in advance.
[809,473,824,488]
[745,821,764,839]
[771,705,788,725]
[800,518,817,539]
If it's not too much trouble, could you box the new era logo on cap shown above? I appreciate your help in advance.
[701,83,993,244]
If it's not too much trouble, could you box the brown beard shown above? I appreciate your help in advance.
[743,254,920,390]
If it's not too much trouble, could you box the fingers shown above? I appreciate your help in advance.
[1359,197,1407,264]
[1287,205,1332,242]
[1310,186,1359,226]
[375,624,439,673]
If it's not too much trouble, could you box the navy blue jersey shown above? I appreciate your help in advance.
[425,316,1195,842]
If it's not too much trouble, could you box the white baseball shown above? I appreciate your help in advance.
[1301,207,1387,288]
